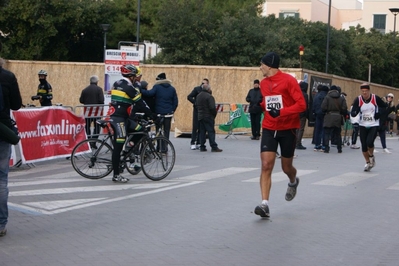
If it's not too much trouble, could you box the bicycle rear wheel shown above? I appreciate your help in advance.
[71,139,113,179]
[140,137,175,181]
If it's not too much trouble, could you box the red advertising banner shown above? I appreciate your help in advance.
[12,107,89,163]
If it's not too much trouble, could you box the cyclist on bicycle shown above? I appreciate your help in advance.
[109,64,154,183]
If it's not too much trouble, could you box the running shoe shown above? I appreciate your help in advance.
[383,148,391,154]
[369,155,375,168]
[254,204,270,218]
[350,144,360,149]
[112,175,129,183]
[285,177,300,201]
[0,228,6,237]
[364,163,371,172]
[190,145,196,150]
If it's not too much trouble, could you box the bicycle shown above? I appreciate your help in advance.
[71,114,176,181]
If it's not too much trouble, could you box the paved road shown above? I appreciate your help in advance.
[2,133,399,266]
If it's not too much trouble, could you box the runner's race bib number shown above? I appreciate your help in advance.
[362,114,374,121]
[265,95,283,111]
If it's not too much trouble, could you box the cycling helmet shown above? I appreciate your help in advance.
[120,64,138,77]
[136,66,142,77]
[38,70,48,76]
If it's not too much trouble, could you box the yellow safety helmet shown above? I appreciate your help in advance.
[136,66,142,77]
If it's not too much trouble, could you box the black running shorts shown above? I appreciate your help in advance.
[260,128,297,158]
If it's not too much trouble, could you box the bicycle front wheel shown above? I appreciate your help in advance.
[140,137,175,181]
[71,139,113,179]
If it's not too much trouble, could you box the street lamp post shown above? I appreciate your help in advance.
[325,0,332,73]
[136,0,141,51]
[389,8,399,42]
[100,24,111,62]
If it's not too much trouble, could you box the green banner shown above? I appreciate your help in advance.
[218,104,252,132]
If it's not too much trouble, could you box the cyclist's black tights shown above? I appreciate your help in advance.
[112,134,144,176]
[112,141,124,176]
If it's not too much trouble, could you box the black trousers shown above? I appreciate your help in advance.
[199,117,218,149]
[85,118,100,139]
[191,107,200,145]
[250,112,261,138]
[323,126,342,151]
[157,117,172,140]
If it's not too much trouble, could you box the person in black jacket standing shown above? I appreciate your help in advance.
[187,78,209,150]
[245,79,263,140]
[0,58,22,237]
[79,75,105,142]
[296,81,309,149]
[195,83,222,152]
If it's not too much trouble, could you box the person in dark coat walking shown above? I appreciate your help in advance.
[141,73,178,141]
[321,85,347,153]
[246,79,263,140]
[195,83,222,152]
[296,81,309,149]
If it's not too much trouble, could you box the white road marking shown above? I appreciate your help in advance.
[313,172,377,186]
[9,178,87,187]
[387,183,399,190]
[7,167,271,215]
[242,169,318,183]
[177,167,259,181]
[9,181,203,215]
[9,182,179,196]
[10,170,82,180]
[24,198,107,210]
